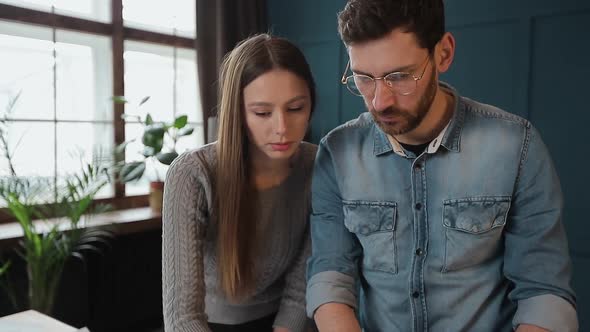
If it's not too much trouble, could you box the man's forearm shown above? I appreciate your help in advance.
[314,303,361,332]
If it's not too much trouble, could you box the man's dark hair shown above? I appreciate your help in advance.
[338,0,445,52]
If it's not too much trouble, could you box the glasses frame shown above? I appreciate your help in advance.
[341,55,431,97]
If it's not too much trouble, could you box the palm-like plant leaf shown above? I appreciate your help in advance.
[0,261,10,276]
[119,161,146,182]
[0,259,17,309]
[0,152,113,314]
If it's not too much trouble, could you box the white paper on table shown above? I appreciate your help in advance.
[0,310,79,332]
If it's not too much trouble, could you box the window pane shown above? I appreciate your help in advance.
[175,123,204,152]
[0,121,56,206]
[0,22,54,120]
[0,121,55,179]
[122,0,195,38]
[177,48,202,123]
[55,30,113,121]
[0,22,113,122]
[124,41,201,125]
[0,0,111,22]
[124,42,174,123]
[56,123,114,198]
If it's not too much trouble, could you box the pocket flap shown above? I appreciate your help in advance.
[443,196,510,234]
[343,201,396,235]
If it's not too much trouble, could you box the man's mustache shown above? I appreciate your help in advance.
[373,106,407,117]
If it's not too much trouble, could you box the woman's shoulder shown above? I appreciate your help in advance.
[174,142,216,165]
[167,142,217,182]
[291,141,317,179]
[298,141,318,163]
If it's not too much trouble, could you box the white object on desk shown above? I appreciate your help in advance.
[0,310,80,332]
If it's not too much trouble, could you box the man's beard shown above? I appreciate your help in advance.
[370,66,437,136]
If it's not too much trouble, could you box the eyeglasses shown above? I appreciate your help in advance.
[341,55,431,97]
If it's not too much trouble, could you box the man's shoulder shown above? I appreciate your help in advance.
[321,112,374,143]
[456,97,539,151]
[461,97,530,128]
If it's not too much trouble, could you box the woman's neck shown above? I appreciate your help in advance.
[249,149,294,190]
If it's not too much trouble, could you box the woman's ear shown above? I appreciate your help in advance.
[435,32,455,73]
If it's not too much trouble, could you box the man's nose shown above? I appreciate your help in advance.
[371,80,398,112]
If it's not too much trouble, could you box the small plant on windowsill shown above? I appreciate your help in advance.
[113,96,195,213]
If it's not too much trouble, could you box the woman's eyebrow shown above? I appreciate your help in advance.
[246,101,272,107]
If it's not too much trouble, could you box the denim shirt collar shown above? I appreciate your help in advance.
[439,82,464,153]
[373,81,464,157]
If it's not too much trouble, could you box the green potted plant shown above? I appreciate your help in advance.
[0,168,112,314]
[114,96,194,212]
[0,94,113,315]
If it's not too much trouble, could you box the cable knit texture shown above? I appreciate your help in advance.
[162,142,317,332]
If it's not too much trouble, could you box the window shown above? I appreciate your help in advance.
[0,0,201,207]
[123,41,203,195]
[0,0,110,22]
[0,21,114,198]
[123,0,196,38]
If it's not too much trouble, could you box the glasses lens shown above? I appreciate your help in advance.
[347,75,373,97]
[385,72,417,95]
[344,76,361,96]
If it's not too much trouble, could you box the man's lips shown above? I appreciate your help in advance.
[375,114,400,123]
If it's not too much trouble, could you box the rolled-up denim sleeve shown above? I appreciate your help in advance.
[505,124,578,331]
[306,138,362,318]
[513,294,577,331]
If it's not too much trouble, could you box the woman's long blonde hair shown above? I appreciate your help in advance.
[215,33,315,301]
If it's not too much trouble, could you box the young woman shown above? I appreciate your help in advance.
[162,34,317,332]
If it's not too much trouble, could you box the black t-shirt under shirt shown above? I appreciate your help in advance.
[399,141,431,156]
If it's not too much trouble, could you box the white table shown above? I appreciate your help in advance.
[0,310,83,332]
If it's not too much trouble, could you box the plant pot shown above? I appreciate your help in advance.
[149,181,165,214]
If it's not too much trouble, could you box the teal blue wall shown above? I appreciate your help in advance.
[268,0,355,143]
[269,0,590,329]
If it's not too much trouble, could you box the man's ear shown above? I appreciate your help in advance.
[435,32,455,73]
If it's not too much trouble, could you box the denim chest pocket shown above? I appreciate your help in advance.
[442,196,511,272]
[343,201,397,274]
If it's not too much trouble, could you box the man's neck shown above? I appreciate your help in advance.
[395,85,455,145]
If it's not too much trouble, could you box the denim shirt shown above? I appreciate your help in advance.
[306,84,577,332]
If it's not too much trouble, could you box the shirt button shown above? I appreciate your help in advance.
[412,291,420,298]
[415,203,422,210]
[415,248,423,256]
[414,163,423,170]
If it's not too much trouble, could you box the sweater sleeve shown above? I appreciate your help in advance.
[273,222,311,332]
[162,153,211,332]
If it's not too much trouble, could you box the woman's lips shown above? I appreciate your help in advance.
[270,142,292,151]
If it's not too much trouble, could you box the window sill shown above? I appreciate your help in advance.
[0,207,161,249]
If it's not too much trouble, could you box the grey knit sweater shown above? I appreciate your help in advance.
[162,142,317,332]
